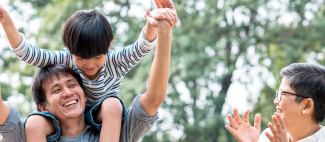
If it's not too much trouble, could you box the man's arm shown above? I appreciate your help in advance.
[140,20,172,116]
[0,86,10,125]
[0,4,22,48]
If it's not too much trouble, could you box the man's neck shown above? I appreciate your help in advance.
[59,116,87,136]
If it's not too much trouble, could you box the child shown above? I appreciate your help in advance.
[0,1,177,141]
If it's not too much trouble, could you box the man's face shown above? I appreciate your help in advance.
[71,54,106,80]
[41,74,87,121]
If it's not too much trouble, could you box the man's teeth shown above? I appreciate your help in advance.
[277,109,282,113]
[64,100,77,107]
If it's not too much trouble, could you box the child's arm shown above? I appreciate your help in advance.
[107,8,177,77]
[1,5,71,68]
[0,4,22,48]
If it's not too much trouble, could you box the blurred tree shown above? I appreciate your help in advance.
[1,0,325,141]
[253,0,325,134]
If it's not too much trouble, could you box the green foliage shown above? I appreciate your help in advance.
[2,0,325,141]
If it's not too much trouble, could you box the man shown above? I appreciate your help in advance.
[0,1,173,141]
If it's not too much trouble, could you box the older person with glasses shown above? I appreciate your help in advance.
[225,63,325,142]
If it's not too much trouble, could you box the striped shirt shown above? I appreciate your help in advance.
[10,28,157,108]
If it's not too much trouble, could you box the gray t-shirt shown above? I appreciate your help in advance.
[0,95,159,142]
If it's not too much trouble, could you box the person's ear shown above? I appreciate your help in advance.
[302,98,314,115]
[39,104,48,112]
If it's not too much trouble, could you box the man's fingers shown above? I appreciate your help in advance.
[243,109,250,122]
[254,113,261,131]
[234,108,243,124]
[228,114,239,130]
[164,11,174,28]
[169,10,178,25]
[167,10,177,27]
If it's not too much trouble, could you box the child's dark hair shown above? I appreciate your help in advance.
[62,9,114,59]
[31,64,84,111]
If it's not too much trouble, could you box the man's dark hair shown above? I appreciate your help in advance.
[62,9,114,59]
[31,64,84,111]
[280,63,325,123]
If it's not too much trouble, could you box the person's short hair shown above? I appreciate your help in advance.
[31,64,84,111]
[62,9,114,59]
[280,63,325,123]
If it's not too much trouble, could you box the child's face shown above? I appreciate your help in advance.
[71,54,106,80]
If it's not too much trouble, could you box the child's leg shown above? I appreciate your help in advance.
[25,115,55,142]
[95,97,123,142]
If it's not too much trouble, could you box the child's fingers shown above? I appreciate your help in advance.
[228,114,239,130]
[150,14,166,22]
[148,10,166,20]
[234,108,243,124]
[143,9,150,18]
[254,113,261,131]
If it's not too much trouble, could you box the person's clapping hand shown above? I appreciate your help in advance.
[265,113,289,142]
[225,108,261,142]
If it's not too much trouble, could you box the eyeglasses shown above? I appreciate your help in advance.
[275,90,310,103]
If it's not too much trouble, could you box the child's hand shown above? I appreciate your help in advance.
[144,9,168,29]
[0,4,11,24]
[149,8,177,28]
